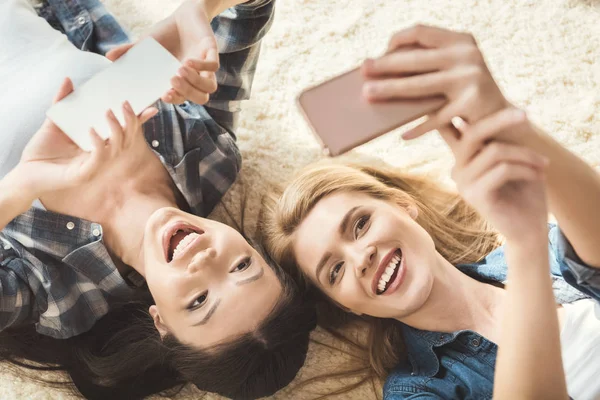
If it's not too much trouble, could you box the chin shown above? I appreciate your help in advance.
[387,274,434,319]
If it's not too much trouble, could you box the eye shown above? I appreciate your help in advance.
[231,257,252,273]
[329,262,344,285]
[188,292,208,310]
[353,215,370,239]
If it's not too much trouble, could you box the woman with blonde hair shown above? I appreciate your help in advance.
[261,25,600,399]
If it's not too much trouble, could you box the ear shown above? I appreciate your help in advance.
[149,305,169,339]
[406,204,418,220]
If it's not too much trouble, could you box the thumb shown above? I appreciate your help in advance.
[53,78,74,104]
[106,43,135,62]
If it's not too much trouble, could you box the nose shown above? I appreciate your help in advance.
[353,245,376,278]
[187,247,217,274]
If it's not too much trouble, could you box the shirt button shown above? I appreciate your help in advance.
[92,229,101,237]
[152,140,159,148]
[3,244,10,250]
[66,222,75,230]
[471,338,481,347]
[77,16,87,25]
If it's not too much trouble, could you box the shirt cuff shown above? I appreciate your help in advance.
[555,226,600,301]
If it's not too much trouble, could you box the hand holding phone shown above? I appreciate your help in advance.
[297,63,445,157]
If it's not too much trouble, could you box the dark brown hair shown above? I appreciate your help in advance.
[0,243,317,400]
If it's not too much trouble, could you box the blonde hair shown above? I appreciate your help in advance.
[259,159,501,391]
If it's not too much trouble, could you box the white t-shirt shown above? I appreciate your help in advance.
[561,298,600,400]
[0,0,110,178]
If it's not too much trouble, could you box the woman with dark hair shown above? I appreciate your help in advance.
[0,0,316,398]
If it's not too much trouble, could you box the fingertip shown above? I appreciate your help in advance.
[513,108,527,122]
[123,101,133,114]
[362,82,378,98]
[362,58,376,74]
[451,116,467,131]
[402,130,417,140]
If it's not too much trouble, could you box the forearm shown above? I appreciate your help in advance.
[0,169,35,231]
[519,122,600,268]
[493,238,568,400]
[199,0,251,19]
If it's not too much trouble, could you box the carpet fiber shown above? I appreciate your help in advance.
[2,0,600,398]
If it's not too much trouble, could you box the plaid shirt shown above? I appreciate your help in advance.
[0,0,275,339]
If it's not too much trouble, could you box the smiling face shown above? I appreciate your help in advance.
[142,207,281,348]
[292,191,438,319]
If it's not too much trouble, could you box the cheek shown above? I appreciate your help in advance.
[146,269,189,307]
[329,280,367,312]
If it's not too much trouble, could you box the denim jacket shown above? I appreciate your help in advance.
[384,224,591,399]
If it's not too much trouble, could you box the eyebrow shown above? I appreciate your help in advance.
[339,206,361,236]
[314,206,361,286]
[235,266,264,286]
[315,252,332,286]
[192,298,221,326]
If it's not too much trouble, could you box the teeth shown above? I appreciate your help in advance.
[376,251,402,294]
[173,232,199,258]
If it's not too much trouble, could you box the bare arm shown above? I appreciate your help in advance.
[0,169,35,232]
[493,237,568,400]
[519,123,600,268]
[440,108,569,400]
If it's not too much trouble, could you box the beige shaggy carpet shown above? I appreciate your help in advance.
[3,0,600,398]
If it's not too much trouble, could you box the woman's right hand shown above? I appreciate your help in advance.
[16,78,158,199]
[362,25,511,140]
[442,108,549,243]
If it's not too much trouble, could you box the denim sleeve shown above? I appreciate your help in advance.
[386,393,444,399]
[551,224,600,301]
[204,0,275,136]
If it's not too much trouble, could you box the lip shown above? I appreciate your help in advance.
[162,221,203,263]
[371,248,400,296]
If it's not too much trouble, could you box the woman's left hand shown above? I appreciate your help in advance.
[106,1,219,105]
[362,24,511,140]
[442,107,549,243]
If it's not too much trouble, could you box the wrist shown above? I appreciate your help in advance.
[0,169,36,213]
[197,0,248,19]
[505,231,548,259]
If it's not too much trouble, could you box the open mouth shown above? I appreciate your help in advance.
[375,249,403,295]
[163,223,204,263]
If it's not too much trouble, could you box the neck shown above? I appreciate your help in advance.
[101,180,179,276]
[398,253,505,343]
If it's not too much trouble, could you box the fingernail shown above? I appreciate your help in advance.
[186,60,195,68]
[513,108,526,120]
[363,58,375,71]
[402,130,414,139]
[363,82,378,97]
[541,156,550,166]
[166,94,172,101]
[451,116,466,130]
[178,67,187,76]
